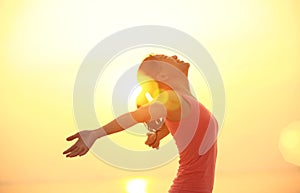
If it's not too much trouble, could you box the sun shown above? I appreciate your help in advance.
[126,178,148,193]
[279,121,300,166]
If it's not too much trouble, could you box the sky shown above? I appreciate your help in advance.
[0,0,300,192]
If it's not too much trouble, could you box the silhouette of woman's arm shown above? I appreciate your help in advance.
[63,101,167,158]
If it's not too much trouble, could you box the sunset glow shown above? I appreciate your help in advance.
[1,0,299,193]
[126,178,148,193]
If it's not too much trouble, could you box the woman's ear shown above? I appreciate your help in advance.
[156,72,168,81]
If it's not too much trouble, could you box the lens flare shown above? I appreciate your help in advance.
[145,92,153,102]
[279,121,300,166]
[135,79,159,107]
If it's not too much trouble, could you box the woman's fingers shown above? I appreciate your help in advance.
[145,133,156,145]
[78,148,89,157]
[151,140,160,149]
[63,144,77,155]
[145,133,152,145]
[66,147,83,158]
[66,133,79,141]
[145,132,160,149]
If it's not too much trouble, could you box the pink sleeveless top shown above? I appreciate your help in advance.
[165,94,218,193]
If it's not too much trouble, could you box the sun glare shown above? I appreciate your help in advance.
[126,178,148,193]
[128,85,143,111]
[279,121,300,166]
[145,92,154,102]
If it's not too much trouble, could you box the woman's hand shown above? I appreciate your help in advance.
[145,132,160,149]
[144,123,170,150]
[63,130,97,158]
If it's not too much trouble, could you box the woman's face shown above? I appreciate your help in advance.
[137,55,189,91]
[162,55,189,70]
[137,62,171,91]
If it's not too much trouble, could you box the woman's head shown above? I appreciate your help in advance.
[137,54,191,94]
[141,54,190,77]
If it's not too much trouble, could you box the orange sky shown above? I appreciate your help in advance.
[0,0,300,192]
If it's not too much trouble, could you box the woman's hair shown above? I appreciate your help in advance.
[138,54,192,96]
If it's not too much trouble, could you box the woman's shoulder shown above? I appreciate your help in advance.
[156,90,195,113]
[158,90,198,103]
[157,90,179,104]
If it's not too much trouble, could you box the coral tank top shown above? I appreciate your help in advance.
[165,94,218,193]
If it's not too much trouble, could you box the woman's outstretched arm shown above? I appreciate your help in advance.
[63,101,167,158]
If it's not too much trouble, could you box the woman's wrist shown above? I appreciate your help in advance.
[93,127,107,139]
[155,129,163,140]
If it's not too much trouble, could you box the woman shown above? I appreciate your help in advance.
[63,54,218,193]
